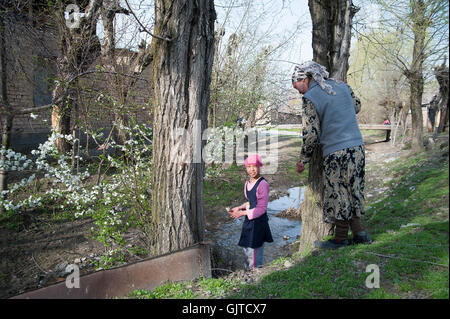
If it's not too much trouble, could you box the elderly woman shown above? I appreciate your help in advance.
[292,61,372,249]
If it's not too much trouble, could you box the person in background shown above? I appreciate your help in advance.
[228,154,273,269]
[292,61,372,249]
[237,117,243,128]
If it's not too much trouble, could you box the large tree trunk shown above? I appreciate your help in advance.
[408,73,424,150]
[308,0,356,81]
[406,0,427,151]
[0,13,13,197]
[151,0,215,255]
[0,114,13,197]
[299,0,358,254]
[435,62,449,133]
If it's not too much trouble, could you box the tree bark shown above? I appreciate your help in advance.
[406,0,427,151]
[435,62,449,133]
[0,114,13,197]
[308,0,357,81]
[408,72,424,150]
[0,12,13,197]
[151,0,215,255]
[299,0,358,254]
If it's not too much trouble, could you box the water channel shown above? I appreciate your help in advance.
[205,186,305,271]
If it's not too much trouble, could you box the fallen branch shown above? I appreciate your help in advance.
[32,253,49,274]
[211,268,234,273]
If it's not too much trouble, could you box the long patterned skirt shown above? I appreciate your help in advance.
[322,145,365,224]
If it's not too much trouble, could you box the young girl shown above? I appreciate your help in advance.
[228,154,273,270]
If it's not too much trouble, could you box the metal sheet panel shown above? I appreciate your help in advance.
[11,243,211,299]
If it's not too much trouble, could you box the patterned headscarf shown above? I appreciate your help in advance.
[292,61,336,95]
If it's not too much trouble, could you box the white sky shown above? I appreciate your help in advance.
[214,0,313,63]
[89,0,390,70]
[89,0,315,93]
[107,0,313,65]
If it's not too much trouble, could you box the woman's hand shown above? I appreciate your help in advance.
[296,161,305,173]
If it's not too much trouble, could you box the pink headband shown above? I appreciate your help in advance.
[245,154,263,167]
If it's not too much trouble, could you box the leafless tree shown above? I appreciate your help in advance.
[209,0,303,128]
[358,0,449,150]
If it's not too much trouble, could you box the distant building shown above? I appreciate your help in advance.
[1,11,152,152]
[255,96,302,125]
[1,11,58,150]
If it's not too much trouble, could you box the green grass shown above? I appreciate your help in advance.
[203,164,245,209]
[128,140,449,299]
[227,143,449,299]
[196,277,241,297]
[128,282,197,299]
[127,277,242,299]
[361,130,387,139]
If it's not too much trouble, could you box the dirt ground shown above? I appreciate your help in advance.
[0,130,441,299]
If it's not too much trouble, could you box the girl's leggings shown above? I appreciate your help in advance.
[243,243,264,270]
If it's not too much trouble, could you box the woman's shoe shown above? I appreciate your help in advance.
[314,238,349,249]
[352,231,373,244]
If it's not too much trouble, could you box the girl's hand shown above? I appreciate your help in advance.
[229,210,246,219]
[228,207,246,219]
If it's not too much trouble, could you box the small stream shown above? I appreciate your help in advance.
[205,187,305,271]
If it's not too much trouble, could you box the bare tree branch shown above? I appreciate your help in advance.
[123,0,173,42]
